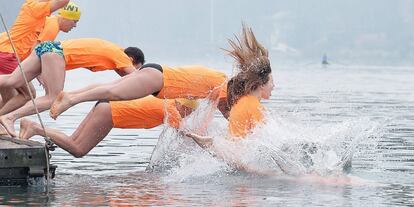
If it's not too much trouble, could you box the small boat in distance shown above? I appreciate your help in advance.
[322,53,329,67]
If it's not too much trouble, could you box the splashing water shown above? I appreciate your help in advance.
[148,100,385,181]
[147,99,233,181]
[231,111,386,176]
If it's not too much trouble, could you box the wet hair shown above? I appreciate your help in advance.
[225,24,272,107]
[124,47,145,65]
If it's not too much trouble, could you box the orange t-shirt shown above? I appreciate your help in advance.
[38,16,60,42]
[0,0,52,60]
[62,38,133,72]
[228,95,264,138]
[156,65,227,100]
[110,96,182,129]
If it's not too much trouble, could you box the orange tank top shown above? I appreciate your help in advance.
[157,65,227,99]
[110,96,182,129]
[62,38,133,72]
[228,95,264,138]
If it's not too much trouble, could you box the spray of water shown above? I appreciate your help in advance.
[148,100,385,182]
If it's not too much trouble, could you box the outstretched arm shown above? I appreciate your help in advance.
[185,132,278,176]
[49,0,70,13]
[184,132,213,149]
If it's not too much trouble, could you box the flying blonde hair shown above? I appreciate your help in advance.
[225,23,272,107]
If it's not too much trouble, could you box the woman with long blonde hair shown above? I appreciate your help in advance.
[225,24,274,138]
[190,23,274,142]
[187,24,275,175]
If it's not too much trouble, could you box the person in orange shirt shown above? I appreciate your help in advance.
[48,63,229,122]
[186,24,275,175]
[18,96,199,158]
[0,1,80,68]
[0,1,81,121]
[192,24,273,140]
[0,38,145,136]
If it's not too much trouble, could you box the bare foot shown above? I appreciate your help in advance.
[0,125,11,137]
[0,125,7,135]
[50,91,72,120]
[0,115,16,137]
[19,118,40,140]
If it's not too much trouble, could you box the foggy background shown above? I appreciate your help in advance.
[1,0,413,66]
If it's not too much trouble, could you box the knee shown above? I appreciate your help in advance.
[71,148,87,158]
[72,153,85,158]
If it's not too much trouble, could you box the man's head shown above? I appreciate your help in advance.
[58,2,81,32]
[124,47,145,69]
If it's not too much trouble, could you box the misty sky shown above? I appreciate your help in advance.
[1,0,413,66]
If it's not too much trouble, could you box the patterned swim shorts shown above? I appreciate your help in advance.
[34,41,64,58]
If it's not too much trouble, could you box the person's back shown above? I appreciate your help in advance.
[228,95,264,138]
[158,65,227,99]
[110,96,182,129]
[62,38,134,72]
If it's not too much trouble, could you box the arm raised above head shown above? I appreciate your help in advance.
[49,0,70,13]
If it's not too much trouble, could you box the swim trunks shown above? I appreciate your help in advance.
[34,41,64,58]
[0,52,18,74]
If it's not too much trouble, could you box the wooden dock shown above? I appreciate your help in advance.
[0,136,56,186]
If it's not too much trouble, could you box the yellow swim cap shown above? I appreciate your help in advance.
[58,2,81,21]
[175,99,199,109]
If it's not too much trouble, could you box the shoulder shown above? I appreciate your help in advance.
[238,95,260,106]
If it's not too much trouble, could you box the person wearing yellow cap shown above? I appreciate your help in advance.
[0,1,81,131]
[0,38,145,137]
[58,2,81,21]
[18,96,198,158]
[35,2,81,44]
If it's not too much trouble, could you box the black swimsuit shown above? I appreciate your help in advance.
[139,63,163,73]
[139,63,163,96]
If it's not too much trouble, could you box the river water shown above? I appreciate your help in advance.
[1,65,414,206]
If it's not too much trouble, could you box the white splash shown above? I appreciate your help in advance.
[148,101,384,182]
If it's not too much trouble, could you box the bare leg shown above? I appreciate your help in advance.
[0,88,17,136]
[0,83,36,115]
[0,88,18,108]
[67,76,133,95]
[20,102,114,157]
[0,53,65,137]
[68,83,102,94]
[50,68,163,119]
